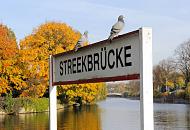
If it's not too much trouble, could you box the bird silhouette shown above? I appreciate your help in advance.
[74,31,88,51]
[108,15,125,43]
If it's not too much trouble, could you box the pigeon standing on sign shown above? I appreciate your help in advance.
[108,15,125,43]
[74,31,88,51]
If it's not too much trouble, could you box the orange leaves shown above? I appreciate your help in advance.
[59,83,106,104]
[20,22,80,55]
[0,24,17,60]
[19,21,107,100]
[0,22,107,101]
[19,21,81,97]
[0,24,22,95]
[0,78,9,95]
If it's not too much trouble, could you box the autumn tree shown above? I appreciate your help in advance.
[153,57,187,99]
[19,21,107,102]
[0,24,26,96]
[58,83,106,104]
[175,39,190,87]
[0,24,17,60]
[19,22,80,97]
[127,81,140,96]
[153,58,177,91]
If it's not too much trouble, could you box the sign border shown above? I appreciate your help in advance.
[53,74,140,85]
[53,30,139,58]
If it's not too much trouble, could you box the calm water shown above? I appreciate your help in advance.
[0,98,190,130]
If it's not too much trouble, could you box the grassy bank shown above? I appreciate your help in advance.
[0,94,50,114]
[0,92,102,115]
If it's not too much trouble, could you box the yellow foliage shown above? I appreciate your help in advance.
[0,78,9,94]
[59,83,106,104]
[0,24,25,95]
[1,22,107,102]
[19,21,81,97]
[176,76,185,87]
[165,80,174,88]
[0,24,17,60]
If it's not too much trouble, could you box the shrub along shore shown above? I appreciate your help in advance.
[0,92,105,115]
[0,93,65,115]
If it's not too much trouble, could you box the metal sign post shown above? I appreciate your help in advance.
[139,28,154,130]
[49,55,57,130]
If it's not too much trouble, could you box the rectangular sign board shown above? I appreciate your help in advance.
[50,27,153,130]
[52,30,141,85]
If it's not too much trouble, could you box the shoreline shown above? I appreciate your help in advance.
[1,97,190,115]
[125,96,190,104]
[0,103,66,115]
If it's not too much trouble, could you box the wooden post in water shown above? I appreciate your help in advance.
[49,55,57,130]
[139,27,154,130]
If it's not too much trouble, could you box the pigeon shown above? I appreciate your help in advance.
[74,31,88,51]
[108,15,125,43]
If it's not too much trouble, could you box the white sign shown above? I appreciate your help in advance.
[49,27,154,130]
[52,30,140,85]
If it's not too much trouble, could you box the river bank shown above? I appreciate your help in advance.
[1,97,190,130]
[1,95,190,115]
[0,103,65,115]
[125,96,190,104]
[0,97,66,115]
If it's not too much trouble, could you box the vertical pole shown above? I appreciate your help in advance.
[139,27,154,130]
[49,55,57,130]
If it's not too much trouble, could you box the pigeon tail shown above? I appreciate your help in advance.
[108,35,114,43]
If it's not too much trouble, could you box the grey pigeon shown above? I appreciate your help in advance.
[74,31,88,51]
[108,15,125,43]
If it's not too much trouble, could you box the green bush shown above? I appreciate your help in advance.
[20,98,33,111]
[30,98,49,112]
[2,97,49,114]
[4,92,15,113]
[20,98,49,112]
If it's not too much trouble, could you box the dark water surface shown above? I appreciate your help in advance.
[0,98,190,130]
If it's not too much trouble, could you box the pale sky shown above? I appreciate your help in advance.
[1,0,190,64]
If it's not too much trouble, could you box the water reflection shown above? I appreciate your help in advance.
[98,98,140,130]
[0,98,190,130]
[154,103,190,130]
[58,105,101,130]
[0,112,49,130]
